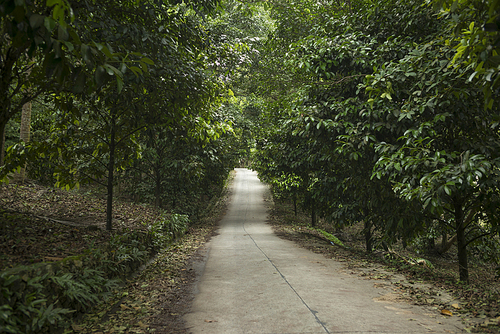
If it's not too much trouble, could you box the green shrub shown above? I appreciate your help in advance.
[148,213,189,248]
[0,271,74,333]
[0,228,155,333]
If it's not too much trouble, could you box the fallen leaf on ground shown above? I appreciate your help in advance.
[441,309,453,316]
[451,303,461,309]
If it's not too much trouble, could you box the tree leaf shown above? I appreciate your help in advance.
[44,17,57,32]
[58,25,69,41]
[29,14,45,29]
[141,57,154,65]
[94,66,106,86]
[116,76,124,93]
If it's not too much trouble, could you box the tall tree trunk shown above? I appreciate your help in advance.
[364,220,373,253]
[311,203,316,227]
[106,115,116,231]
[154,165,162,209]
[427,236,436,253]
[438,234,457,254]
[293,194,297,216]
[441,232,448,253]
[454,201,469,283]
[18,101,32,182]
[0,119,7,166]
[132,159,141,203]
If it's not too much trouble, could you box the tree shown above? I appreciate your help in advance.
[0,0,132,166]
[337,0,500,282]
[367,38,500,283]
[1,0,226,231]
[49,0,225,230]
[18,100,31,181]
[436,0,500,109]
[252,0,438,251]
[132,108,235,215]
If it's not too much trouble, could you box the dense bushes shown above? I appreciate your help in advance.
[252,0,500,283]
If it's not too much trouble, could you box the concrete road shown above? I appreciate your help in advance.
[184,168,465,333]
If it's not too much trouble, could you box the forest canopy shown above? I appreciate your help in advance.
[1,0,500,285]
[250,0,500,284]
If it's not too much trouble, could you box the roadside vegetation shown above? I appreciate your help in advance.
[252,0,500,286]
[0,1,248,332]
[268,197,500,333]
[1,0,500,332]
[0,175,231,333]
[248,0,500,331]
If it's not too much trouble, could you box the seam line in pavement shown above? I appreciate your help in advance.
[243,223,331,334]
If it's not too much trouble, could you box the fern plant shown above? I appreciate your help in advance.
[0,271,73,334]
[168,214,189,239]
[51,273,98,306]
[1,214,178,333]
[148,213,189,248]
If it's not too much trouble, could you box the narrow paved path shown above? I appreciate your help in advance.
[184,168,465,333]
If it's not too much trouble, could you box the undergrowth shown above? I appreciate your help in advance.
[0,213,189,334]
[269,198,500,332]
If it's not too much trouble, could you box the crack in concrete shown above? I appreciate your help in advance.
[243,221,331,334]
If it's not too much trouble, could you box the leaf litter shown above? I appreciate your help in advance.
[0,180,229,333]
[268,199,500,333]
[3,178,499,333]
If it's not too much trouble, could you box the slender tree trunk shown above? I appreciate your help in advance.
[106,115,116,231]
[311,203,316,227]
[0,120,7,166]
[364,220,373,253]
[427,236,436,253]
[19,102,32,143]
[455,201,469,283]
[441,232,448,253]
[18,101,32,182]
[154,165,162,209]
[18,60,33,179]
[293,195,297,216]
[132,159,140,203]
[438,234,457,254]
[172,184,177,209]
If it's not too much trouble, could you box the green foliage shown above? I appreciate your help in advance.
[0,0,156,166]
[148,213,190,249]
[252,0,500,282]
[435,0,500,109]
[0,226,159,333]
[0,271,74,333]
[83,231,153,277]
[51,273,99,306]
[362,5,500,281]
[126,110,238,217]
[270,173,302,201]
[0,0,241,233]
